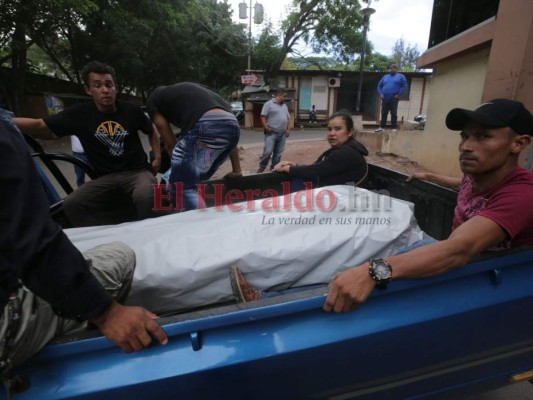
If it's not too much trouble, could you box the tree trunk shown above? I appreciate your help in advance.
[10,22,28,115]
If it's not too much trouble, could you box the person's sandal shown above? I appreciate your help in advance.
[230,266,261,303]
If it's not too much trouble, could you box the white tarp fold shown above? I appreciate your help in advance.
[66,186,424,313]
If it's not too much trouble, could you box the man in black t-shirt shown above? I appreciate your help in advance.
[147,83,242,211]
[14,61,161,227]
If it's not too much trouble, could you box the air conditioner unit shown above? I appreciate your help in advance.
[328,77,341,87]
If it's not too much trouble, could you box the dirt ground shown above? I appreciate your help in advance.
[211,140,430,179]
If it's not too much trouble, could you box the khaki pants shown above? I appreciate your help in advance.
[0,242,135,369]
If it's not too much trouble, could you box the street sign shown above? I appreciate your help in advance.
[241,73,258,85]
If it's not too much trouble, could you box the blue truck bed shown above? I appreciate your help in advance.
[5,148,533,399]
[11,247,533,399]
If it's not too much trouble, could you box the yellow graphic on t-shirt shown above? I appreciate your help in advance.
[95,121,129,156]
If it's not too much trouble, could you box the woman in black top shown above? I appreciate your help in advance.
[274,111,369,188]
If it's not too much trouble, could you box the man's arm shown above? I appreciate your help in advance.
[285,112,290,137]
[261,115,271,133]
[324,215,507,313]
[149,124,161,174]
[377,77,384,98]
[13,117,55,138]
[407,172,462,191]
[398,74,408,96]
[151,112,176,158]
[224,148,242,178]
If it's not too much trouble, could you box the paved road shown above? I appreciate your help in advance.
[33,130,533,400]
[238,126,326,145]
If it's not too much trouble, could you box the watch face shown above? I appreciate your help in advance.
[369,259,392,287]
[374,264,391,279]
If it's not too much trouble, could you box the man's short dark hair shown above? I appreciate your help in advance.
[81,61,116,86]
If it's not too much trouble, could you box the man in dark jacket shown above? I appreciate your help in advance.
[0,109,167,387]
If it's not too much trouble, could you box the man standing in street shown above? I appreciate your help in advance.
[257,90,290,173]
[375,64,407,133]
[13,61,161,227]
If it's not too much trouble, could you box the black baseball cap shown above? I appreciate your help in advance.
[445,98,533,136]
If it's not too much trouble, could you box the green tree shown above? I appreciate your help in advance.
[251,22,283,82]
[181,0,248,95]
[71,0,188,95]
[365,52,395,72]
[1,0,248,111]
[75,0,245,95]
[285,56,344,71]
[390,38,420,71]
[255,0,379,79]
[0,0,98,112]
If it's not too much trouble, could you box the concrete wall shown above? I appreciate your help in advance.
[482,0,533,105]
[277,71,431,126]
[402,76,430,123]
[386,48,490,177]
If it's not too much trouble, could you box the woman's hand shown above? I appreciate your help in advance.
[273,161,294,173]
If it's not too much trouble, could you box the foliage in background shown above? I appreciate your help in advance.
[0,0,420,113]
[271,0,369,78]
[390,38,420,71]
[0,0,248,111]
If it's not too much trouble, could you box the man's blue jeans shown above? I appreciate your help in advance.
[259,131,286,170]
[169,119,240,211]
[380,97,400,129]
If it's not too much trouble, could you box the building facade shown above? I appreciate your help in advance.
[385,0,533,175]
[241,70,432,130]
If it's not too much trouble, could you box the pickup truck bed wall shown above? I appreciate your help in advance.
[12,245,533,400]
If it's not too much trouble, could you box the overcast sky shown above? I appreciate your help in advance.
[231,0,435,56]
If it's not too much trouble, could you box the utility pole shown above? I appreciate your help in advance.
[248,0,252,72]
[239,1,263,72]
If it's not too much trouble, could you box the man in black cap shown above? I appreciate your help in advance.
[323,98,533,313]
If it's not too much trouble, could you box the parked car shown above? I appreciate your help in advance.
[6,140,533,399]
[230,101,244,123]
